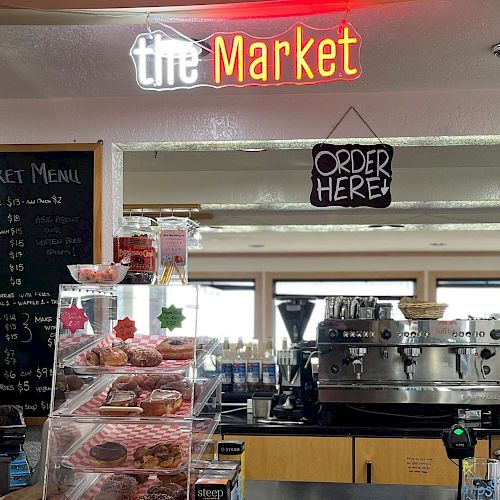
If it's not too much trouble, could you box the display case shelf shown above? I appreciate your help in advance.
[44,284,222,500]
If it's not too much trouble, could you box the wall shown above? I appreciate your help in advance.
[2,88,500,258]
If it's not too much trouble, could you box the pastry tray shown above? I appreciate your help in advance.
[61,419,217,475]
[53,374,220,422]
[61,423,190,474]
[62,336,219,375]
[81,472,188,500]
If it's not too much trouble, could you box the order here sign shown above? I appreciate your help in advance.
[310,144,393,208]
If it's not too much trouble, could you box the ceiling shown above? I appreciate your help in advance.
[125,145,500,172]
[0,0,499,98]
[123,144,500,254]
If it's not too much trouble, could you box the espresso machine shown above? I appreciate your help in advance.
[317,305,500,427]
[273,297,318,422]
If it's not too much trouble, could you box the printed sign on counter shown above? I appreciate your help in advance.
[0,144,102,416]
[310,143,393,208]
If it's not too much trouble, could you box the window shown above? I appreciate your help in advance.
[273,279,416,347]
[436,279,500,320]
[190,280,256,343]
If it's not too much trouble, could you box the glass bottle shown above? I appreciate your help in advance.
[113,216,157,284]
[233,337,247,392]
[262,337,277,391]
[247,339,262,391]
[157,217,189,285]
[221,337,233,393]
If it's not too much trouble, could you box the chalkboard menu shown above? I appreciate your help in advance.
[0,144,102,417]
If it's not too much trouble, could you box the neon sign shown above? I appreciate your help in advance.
[130,22,362,91]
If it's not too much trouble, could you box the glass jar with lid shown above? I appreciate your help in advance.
[113,216,157,284]
[157,217,189,285]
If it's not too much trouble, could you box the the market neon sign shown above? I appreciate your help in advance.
[130,23,362,91]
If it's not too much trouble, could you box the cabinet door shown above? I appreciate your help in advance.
[355,437,489,486]
[491,436,500,458]
[223,434,353,482]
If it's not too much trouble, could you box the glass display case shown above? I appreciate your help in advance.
[43,284,222,500]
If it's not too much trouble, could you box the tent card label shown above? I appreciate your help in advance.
[130,23,361,91]
[310,144,393,208]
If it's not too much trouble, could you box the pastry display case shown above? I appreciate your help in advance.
[43,284,222,500]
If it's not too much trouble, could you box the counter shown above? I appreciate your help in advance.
[246,481,456,500]
[220,410,498,438]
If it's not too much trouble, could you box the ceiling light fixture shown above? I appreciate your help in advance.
[241,148,267,153]
[429,243,447,247]
[368,224,405,230]
[492,43,500,58]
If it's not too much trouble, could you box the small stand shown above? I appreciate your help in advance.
[442,424,477,500]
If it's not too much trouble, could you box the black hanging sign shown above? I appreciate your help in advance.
[310,143,393,208]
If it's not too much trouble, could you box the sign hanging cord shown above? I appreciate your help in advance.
[322,106,384,146]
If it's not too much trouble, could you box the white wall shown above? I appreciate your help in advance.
[2,88,500,258]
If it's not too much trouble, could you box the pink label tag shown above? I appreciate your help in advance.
[113,316,137,341]
[160,229,187,266]
[60,305,88,333]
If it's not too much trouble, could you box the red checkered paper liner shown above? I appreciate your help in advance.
[73,385,193,418]
[63,423,191,473]
[72,336,196,372]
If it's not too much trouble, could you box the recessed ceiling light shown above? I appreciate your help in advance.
[249,244,265,248]
[241,148,266,153]
[491,43,500,57]
[368,224,405,230]
[430,242,447,247]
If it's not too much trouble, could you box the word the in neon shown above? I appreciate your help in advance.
[130,23,362,91]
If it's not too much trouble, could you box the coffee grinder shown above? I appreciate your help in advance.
[274,297,318,422]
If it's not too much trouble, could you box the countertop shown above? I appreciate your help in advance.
[246,480,457,500]
[220,410,498,438]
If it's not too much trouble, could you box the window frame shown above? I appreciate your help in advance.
[428,271,500,302]
[265,271,425,342]
[189,272,263,341]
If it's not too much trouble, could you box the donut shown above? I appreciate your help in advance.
[100,474,137,500]
[147,482,184,499]
[129,348,163,367]
[156,338,195,360]
[89,442,127,467]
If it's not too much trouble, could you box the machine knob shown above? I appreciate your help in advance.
[490,329,500,340]
[381,329,392,340]
[329,329,339,340]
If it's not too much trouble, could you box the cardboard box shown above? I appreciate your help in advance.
[218,441,245,499]
[195,476,232,500]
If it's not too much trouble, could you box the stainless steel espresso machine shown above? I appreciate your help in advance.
[318,310,500,427]
[273,297,318,422]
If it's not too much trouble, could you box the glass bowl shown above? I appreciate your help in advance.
[67,264,128,284]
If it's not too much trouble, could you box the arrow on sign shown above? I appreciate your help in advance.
[380,180,390,196]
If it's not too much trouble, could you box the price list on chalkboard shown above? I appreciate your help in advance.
[0,149,97,416]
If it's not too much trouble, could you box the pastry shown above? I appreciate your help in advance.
[93,493,122,500]
[133,443,183,469]
[113,341,139,361]
[160,379,192,401]
[89,442,127,467]
[86,347,127,367]
[148,482,184,499]
[139,494,177,500]
[127,473,149,484]
[140,390,182,416]
[111,375,143,396]
[129,347,163,367]
[99,390,138,416]
[100,474,137,500]
[159,471,187,487]
[156,338,195,360]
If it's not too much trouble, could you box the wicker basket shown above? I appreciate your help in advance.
[398,297,448,320]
